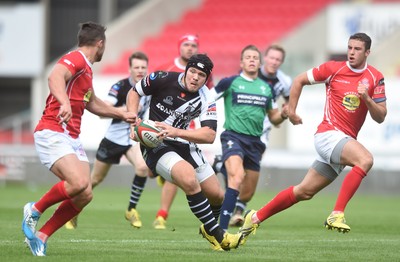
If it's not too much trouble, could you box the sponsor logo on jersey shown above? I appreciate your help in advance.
[342,92,360,112]
[334,79,350,84]
[207,103,216,111]
[158,71,169,78]
[177,92,188,102]
[374,85,385,95]
[206,102,217,116]
[83,90,92,103]
[360,78,370,87]
[150,71,168,80]
[163,96,173,105]
[156,102,190,121]
[149,72,157,80]
[109,84,119,96]
[111,84,120,91]
[233,92,268,107]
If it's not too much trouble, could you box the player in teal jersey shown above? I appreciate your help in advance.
[212,45,289,231]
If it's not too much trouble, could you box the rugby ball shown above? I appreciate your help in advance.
[134,120,162,148]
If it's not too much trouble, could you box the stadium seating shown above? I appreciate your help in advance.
[101,0,337,77]
[0,130,34,144]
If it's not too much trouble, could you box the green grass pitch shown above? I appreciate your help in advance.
[1,183,399,261]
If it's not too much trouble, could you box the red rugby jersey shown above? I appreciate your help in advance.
[35,50,94,138]
[308,60,386,139]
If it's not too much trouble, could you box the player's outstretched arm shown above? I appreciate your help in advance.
[288,72,309,125]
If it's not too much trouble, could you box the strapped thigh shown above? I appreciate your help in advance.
[311,160,338,181]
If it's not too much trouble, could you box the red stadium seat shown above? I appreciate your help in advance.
[101,0,337,77]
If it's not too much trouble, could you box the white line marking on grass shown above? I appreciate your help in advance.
[2,238,398,245]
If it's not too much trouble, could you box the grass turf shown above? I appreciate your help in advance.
[1,183,399,261]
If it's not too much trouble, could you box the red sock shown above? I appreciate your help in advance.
[39,199,81,238]
[156,209,168,219]
[34,181,70,213]
[257,186,298,222]
[334,166,366,212]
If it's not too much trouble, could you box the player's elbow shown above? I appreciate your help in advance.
[373,112,387,124]
[203,128,216,143]
[205,133,216,144]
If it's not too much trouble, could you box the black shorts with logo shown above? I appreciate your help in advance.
[95,137,131,164]
[220,130,266,172]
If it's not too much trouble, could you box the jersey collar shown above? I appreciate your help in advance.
[346,61,367,73]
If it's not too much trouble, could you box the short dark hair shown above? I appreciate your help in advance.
[349,33,372,50]
[241,45,261,61]
[129,51,149,66]
[77,21,106,47]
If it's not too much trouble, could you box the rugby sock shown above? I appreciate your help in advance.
[210,204,221,222]
[256,186,298,222]
[334,166,366,212]
[34,181,70,213]
[187,191,224,242]
[219,187,239,230]
[39,199,81,238]
[156,209,168,220]
[235,198,247,214]
[128,175,147,210]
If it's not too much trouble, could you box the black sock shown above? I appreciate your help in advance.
[128,175,147,210]
[210,204,221,222]
[187,192,224,242]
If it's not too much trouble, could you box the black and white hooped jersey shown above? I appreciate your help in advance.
[104,77,150,146]
[134,71,217,143]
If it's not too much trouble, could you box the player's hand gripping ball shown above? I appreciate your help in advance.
[134,120,162,148]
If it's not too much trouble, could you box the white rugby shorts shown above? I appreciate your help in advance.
[314,130,350,174]
[34,129,88,169]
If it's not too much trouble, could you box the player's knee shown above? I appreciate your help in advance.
[227,173,244,189]
[135,166,149,177]
[294,188,315,201]
[73,187,93,208]
[215,189,224,204]
[176,174,199,194]
[69,177,91,196]
[91,172,106,186]
[361,153,374,172]
[82,190,93,205]
[91,176,103,187]
[240,192,254,202]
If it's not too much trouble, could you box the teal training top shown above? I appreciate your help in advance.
[214,73,273,137]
